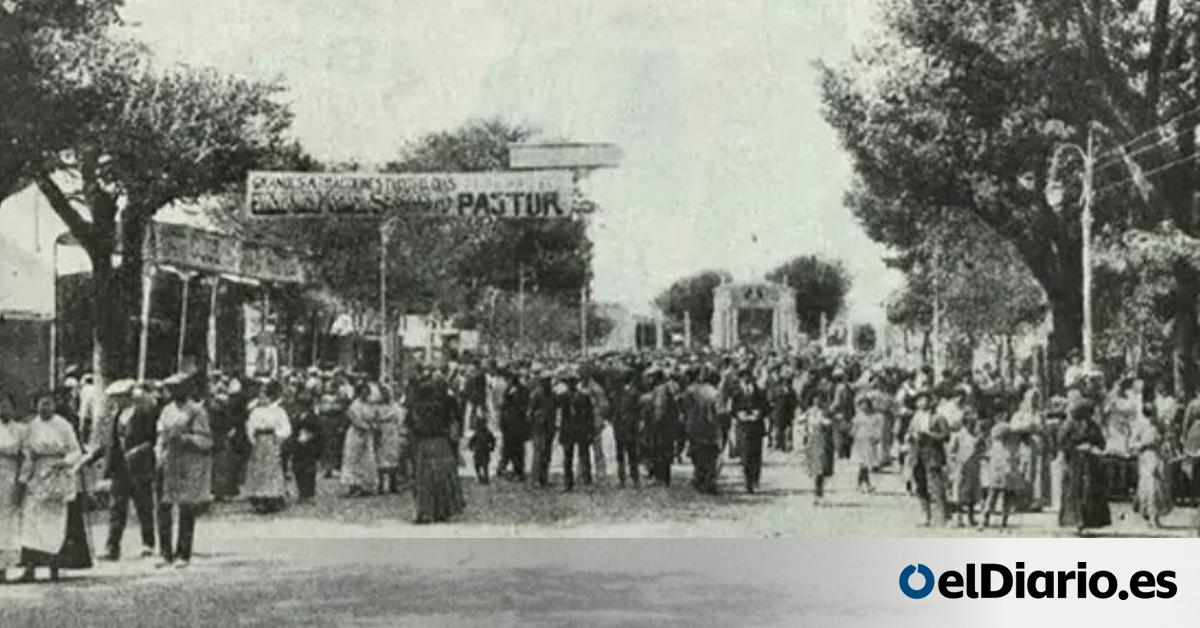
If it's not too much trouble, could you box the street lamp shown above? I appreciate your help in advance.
[1045,121,1101,373]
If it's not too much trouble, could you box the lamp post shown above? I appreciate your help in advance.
[1045,121,1100,373]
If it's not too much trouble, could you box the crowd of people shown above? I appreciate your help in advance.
[4,347,1200,584]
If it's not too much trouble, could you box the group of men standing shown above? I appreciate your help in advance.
[471,357,776,496]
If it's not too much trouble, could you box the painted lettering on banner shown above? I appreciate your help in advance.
[245,170,576,219]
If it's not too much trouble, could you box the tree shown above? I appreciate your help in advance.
[853,324,878,353]
[0,0,124,201]
[36,57,293,379]
[653,269,733,345]
[820,0,1200,391]
[255,119,594,323]
[764,255,851,336]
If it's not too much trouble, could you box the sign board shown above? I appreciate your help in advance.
[508,142,623,170]
[147,222,306,284]
[245,170,576,219]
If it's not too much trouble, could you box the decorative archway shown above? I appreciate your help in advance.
[710,281,798,351]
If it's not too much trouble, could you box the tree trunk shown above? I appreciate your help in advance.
[1046,284,1083,393]
[1172,264,1198,398]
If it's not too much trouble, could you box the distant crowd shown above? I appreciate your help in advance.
[4,347,1200,583]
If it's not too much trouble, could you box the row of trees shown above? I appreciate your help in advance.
[1,2,597,380]
[653,255,851,345]
[821,0,1200,391]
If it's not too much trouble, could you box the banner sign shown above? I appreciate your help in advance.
[508,142,624,170]
[147,222,306,284]
[245,170,577,219]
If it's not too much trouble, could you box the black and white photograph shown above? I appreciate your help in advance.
[5,1,1200,626]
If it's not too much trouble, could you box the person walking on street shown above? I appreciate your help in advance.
[686,369,723,495]
[100,381,157,561]
[155,374,213,569]
[730,367,768,493]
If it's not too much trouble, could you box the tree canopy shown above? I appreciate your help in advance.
[820,0,1200,389]
[653,269,733,345]
[764,255,851,337]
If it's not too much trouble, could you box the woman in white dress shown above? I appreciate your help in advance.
[0,393,27,582]
[19,395,90,582]
[243,381,292,513]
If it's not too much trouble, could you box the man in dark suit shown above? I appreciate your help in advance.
[497,370,530,481]
[557,369,594,492]
[100,381,158,560]
[527,369,557,487]
[613,370,644,488]
[730,367,768,493]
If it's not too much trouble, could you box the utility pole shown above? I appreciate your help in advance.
[517,261,526,354]
[684,310,692,349]
[1046,121,1100,374]
[379,219,392,384]
[1081,125,1096,373]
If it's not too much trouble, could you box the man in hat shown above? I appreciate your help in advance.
[497,368,529,481]
[648,367,681,486]
[527,367,558,487]
[686,368,723,494]
[155,373,212,568]
[613,368,644,488]
[729,366,768,493]
[98,380,157,560]
[557,368,595,491]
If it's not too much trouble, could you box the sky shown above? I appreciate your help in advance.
[15,0,902,323]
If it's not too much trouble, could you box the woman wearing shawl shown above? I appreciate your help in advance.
[409,368,465,523]
[1058,400,1112,534]
[1007,388,1043,511]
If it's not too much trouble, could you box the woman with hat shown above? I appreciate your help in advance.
[242,380,292,513]
[0,392,26,581]
[16,394,91,581]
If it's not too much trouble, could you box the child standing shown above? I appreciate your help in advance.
[468,426,496,485]
[981,419,1019,528]
[946,419,982,527]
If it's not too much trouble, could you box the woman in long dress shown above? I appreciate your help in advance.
[340,384,378,497]
[1058,400,1112,534]
[1130,410,1171,528]
[409,370,465,524]
[946,418,982,527]
[1,393,26,582]
[374,385,405,494]
[18,395,92,582]
[242,381,292,513]
[850,397,880,493]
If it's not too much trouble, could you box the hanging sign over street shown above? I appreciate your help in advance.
[148,222,307,284]
[508,142,624,170]
[245,170,577,219]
